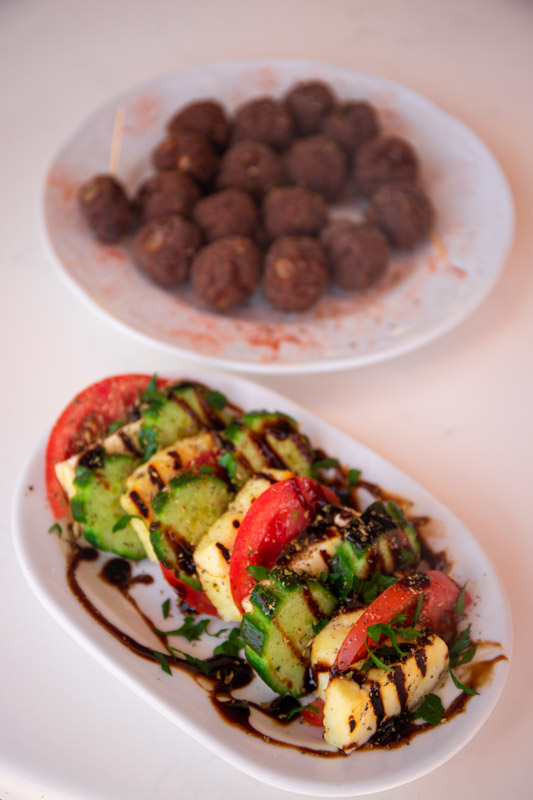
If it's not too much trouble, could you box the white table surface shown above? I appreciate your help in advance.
[2,0,531,797]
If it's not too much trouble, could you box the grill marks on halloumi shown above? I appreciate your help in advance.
[323,632,449,751]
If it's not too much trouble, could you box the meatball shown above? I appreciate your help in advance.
[152,130,218,184]
[167,100,230,150]
[263,236,328,312]
[191,236,262,311]
[135,171,201,223]
[234,97,294,151]
[354,135,419,196]
[217,140,285,195]
[322,101,379,155]
[286,135,347,202]
[134,214,202,287]
[262,186,328,239]
[78,174,132,244]
[193,188,258,242]
[320,219,389,290]
[285,80,336,135]
[367,182,434,249]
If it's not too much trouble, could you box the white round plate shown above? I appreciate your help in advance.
[41,59,513,374]
[12,369,511,796]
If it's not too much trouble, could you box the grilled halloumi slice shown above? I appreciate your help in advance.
[310,609,365,698]
[120,430,221,562]
[193,469,294,621]
[323,632,449,751]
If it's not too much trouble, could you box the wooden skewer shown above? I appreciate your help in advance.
[108,107,125,176]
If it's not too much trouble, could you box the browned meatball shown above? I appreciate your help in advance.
[320,219,389,290]
[234,97,294,151]
[322,101,379,155]
[262,186,328,239]
[285,80,336,135]
[354,135,419,196]
[152,130,218,184]
[135,171,201,223]
[263,236,328,312]
[168,100,230,149]
[217,140,285,195]
[191,236,262,310]
[286,135,347,202]
[368,182,434,249]
[78,174,132,244]
[193,188,258,242]
[134,214,202,287]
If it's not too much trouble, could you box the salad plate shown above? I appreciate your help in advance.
[41,59,514,374]
[12,370,511,796]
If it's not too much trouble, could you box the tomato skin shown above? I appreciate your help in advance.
[418,569,465,641]
[300,698,325,728]
[334,571,464,672]
[229,477,339,611]
[160,565,219,616]
[45,374,168,519]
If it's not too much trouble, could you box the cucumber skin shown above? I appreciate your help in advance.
[241,569,338,697]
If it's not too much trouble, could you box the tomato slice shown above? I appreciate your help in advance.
[160,565,219,616]
[334,576,424,671]
[334,571,464,671]
[229,476,339,611]
[45,374,167,519]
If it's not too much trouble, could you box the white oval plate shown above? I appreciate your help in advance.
[41,59,514,374]
[12,370,511,795]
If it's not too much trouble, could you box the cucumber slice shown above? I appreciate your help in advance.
[70,452,145,560]
[150,473,233,577]
[331,501,421,596]
[241,567,338,697]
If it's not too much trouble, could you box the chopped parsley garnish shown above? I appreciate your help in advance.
[400,546,416,565]
[139,425,158,461]
[151,490,169,515]
[412,692,445,725]
[246,564,271,581]
[168,471,196,490]
[48,522,62,536]
[107,419,125,434]
[73,464,92,487]
[70,498,87,523]
[141,375,167,418]
[311,457,340,477]
[161,598,171,619]
[171,648,210,676]
[411,594,424,626]
[152,650,172,676]
[206,390,227,410]
[154,616,210,642]
[348,468,361,487]
[112,514,140,532]
[218,452,237,480]
[448,623,479,695]
[213,628,244,658]
[454,584,467,615]
[312,618,329,635]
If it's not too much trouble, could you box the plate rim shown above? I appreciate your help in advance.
[40,57,515,375]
